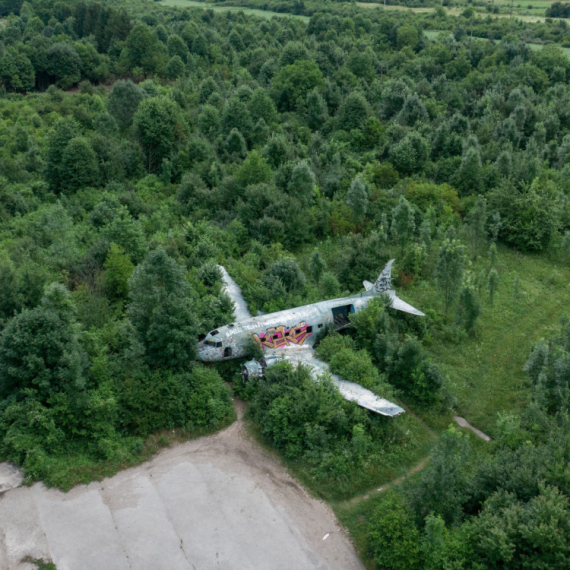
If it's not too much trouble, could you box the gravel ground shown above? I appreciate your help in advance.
[0,400,364,570]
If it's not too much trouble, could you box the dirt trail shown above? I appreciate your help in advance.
[0,397,364,570]
[454,415,492,441]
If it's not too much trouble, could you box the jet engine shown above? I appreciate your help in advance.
[241,354,285,384]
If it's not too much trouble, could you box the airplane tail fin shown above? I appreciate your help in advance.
[362,259,425,316]
[369,259,394,294]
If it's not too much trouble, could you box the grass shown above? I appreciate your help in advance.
[159,0,310,21]
[403,245,570,436]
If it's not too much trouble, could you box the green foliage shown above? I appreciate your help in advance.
[456,284,481,335]
[107,80,147,130]
[0,47,35,92]
[391,195,416,256]
[61,137,99,192]
[368,493,421,570]
[436,237,466,313]
[346,176,368,222]
[134,96,186,172]
[128,248,198,371]
[103,243,134,300]
[270,60,324,112]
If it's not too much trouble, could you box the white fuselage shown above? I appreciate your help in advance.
[197,292,375,362]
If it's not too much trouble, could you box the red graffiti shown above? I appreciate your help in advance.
[253,321,312,350]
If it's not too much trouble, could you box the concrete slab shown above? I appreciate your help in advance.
[0,404,364,570]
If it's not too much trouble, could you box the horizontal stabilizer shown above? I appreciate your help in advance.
[363,280,374,291]
[389,292,425,317]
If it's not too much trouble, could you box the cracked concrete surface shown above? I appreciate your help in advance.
[0,401,364,570]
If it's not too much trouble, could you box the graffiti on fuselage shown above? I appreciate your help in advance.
[253,321,312,350]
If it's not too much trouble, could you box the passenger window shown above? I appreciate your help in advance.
[216,342,222,348]
[306,326,313,333]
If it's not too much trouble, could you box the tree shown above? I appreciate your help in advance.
[0,283,88,400]
[337,91,370,131]
[123,23,166,75]
[487,268,499,305]
[396,24,419,49]
[236,151,273,187]
[397,94,428,127]
[0,47,35,92]
[61,137,100,192]
[133,96,186,172]
[266,257,306,295]
[320,272,341,298]
[103,243,134,300]
[391,196,415,256]
[248,88,277,126]
[221,97,253,139]
[390,132,429,175]
[45,117,81,192]
[306,88,328,131]
[225,128,247,159]
[466,197,487,259]
[107,80,147,130]
[128,248,198,371]
[287,161,316,205]
[46,43,82,89]
[165,55,184,79]
[368,493,421,570]
[270,60,324,112]
[346,176,368,222]
[167,34,188,62]
[309,250,327,283]
[436,237,466,313]
[456,147,482,195]
[198,105,221,140]
[456,284,481,334]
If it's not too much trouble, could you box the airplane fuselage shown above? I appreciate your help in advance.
[197,291,376,362]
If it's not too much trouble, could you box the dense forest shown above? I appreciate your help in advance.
[1,0,570,566]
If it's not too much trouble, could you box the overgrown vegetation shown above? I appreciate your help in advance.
[1,0,570,566]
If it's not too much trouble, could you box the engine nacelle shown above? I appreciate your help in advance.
[241,354,286,384]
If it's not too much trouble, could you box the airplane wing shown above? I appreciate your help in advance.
[278,348,405,417]
[218,266,252,321]
[388,291,425,317]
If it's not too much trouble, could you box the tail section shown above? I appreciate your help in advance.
[363,259,425,317]
[373,259,394,293]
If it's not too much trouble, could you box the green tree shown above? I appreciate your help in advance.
[128,248,198,371]
[236,151,273,187]
[466,197,487,259]
[436,237,466,313]
[456,147,482,195]
[346,176,368,222]
[456,284,481,334]
[337,91,370,131]
[391,196,416,256]
[266,257,306,295]
[487,268,499,305]
[320,271,341,298]
[248,88,277,126]
[165,55,184,79]
[45,117,81,192]
[61,137,100,192]
[390,132,429,175]
[167,34,188,62]
[309,249,327,283]
[368,493,421,570]
[133,96,186,172]
[46,43,82,89]
[396,24,419,49]
[103,243,134,300]
[123,23,166,75]
[225,128,247,159]
[306,88,328,131]
[271,60,324,112]
[221,97,253,139]
[0,283,88,400]
[287,161,316,205]
[0,47,35,92]
[107,80,147,130]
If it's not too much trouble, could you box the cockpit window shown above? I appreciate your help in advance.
[228,324,235,328]
[210,330,219,336]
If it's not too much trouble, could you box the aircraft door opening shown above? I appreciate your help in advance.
[331,304,354,330]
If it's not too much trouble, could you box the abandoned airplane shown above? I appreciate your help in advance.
[197,260,425,417]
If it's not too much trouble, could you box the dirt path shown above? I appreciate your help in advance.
[0,398,364,570]
[454,415,492,441]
